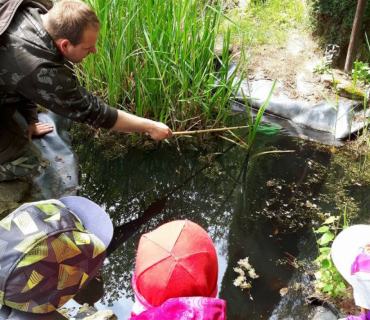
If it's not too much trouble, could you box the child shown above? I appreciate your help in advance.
[0,196,113,319]
[332,225,370,320]
[129,220,226,320]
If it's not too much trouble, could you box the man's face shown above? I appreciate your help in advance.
[63,28,99,63]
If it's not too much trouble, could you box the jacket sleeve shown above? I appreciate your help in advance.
[17,101,39,124]
[16,61,118,129]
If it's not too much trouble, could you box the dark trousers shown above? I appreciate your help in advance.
[0,113,41,182]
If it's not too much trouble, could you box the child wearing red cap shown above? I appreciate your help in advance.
[129,220,226,320]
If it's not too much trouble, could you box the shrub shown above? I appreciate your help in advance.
[310,0,370,64]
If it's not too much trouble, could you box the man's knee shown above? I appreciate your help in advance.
[0,142,41,182]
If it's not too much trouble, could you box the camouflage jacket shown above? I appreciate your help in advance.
[0,0,118,164]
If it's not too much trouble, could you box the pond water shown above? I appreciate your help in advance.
[67,114,370,319]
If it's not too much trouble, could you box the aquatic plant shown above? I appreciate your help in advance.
[313,214,347,298]
[77,0,245,130]
[236,79,278,153]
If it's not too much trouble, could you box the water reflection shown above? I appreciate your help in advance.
[72,126,366,319]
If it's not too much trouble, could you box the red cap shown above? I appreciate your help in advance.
[134,220,218,307]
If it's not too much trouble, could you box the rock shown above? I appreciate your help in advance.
[337,83,367,100]
[311,306,337,320]
[0,180,29,203]
[82,310,117,320]
[0,180,29,217]
[320,74,333,85]
[0,202,20,219]
[320,71,368,101]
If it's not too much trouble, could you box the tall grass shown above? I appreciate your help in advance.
[77,0,245,129]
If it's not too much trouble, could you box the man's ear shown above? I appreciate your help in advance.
[58,39,71,54]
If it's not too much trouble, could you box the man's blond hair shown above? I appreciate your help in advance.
[44,0,100,45]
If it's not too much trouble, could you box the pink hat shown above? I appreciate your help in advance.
[133,220,218,308]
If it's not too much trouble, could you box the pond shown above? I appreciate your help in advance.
[67,113,370,320]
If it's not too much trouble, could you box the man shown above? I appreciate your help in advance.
[0,0,173,182]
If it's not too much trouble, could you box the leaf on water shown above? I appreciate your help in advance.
[256,124,282,135]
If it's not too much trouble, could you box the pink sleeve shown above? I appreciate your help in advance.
[128,297,226,320]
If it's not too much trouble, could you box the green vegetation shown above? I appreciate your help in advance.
[310,142,370,301]
[76,0,312,131]
[310,0,370,60]
[220,0,309,46]
[313,214,347,298]
[353,61,370,85]
[351,40,370,149]
[313,58,332,75]
[78,0,245,130]
[243,80,278,151]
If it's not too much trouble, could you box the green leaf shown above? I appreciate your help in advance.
[328,266,337,273]
[323,216,337,224]
[321,259,330,269]
[323,284,333,292]
[317,232,334,246]
[256,124,282,135]
[319,247,331,254]
[315,226,329,233]
[315,254,327,262]
[337,282,346,292]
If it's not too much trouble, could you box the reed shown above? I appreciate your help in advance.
[242,79,277,150]
[76,0,245,130]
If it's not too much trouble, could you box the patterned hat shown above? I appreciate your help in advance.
[0,196,113,314]
[132,220,218,312]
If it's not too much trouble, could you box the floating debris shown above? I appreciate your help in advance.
[233,257,259,292]
[267,179,276,187]
[279,287,288,296]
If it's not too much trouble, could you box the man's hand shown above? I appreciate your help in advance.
[112,110,172,141]
[27,122,54,140]
[147,121,173,141]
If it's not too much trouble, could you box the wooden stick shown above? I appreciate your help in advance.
[217,134,248,149]
[173,125,250,135]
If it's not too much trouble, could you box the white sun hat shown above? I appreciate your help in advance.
[331,225,370,310]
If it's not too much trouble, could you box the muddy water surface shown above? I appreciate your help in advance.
[69,121,370,320]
